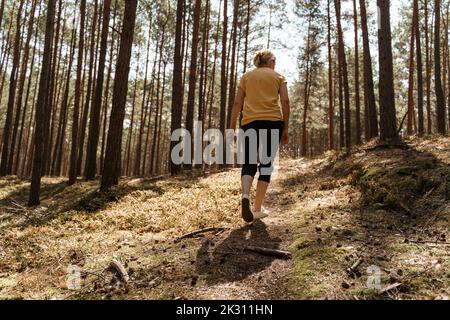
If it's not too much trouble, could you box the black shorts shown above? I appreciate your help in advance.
[241,120,283,183]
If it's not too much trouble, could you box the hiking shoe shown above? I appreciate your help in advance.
[241,198,254,223]
[253,208,269,221]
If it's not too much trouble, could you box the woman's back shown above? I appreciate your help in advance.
[239,67,286,126]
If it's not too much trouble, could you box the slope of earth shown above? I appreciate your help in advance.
[0,137,448,300]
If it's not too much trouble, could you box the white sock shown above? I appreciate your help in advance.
[242,194,250,200]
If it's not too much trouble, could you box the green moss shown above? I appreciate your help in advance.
[362,167,386,180]
[290,245,347,299]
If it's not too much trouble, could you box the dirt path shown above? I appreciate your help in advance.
[190,165,296,300]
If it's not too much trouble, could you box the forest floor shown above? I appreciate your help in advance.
[0,137,449,300]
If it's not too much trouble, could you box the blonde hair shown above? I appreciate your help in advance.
[253,49,276,68]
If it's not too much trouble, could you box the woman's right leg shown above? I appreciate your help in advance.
[241,174,256,223]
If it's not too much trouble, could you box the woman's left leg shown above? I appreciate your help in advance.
[254,180,269,213]
[254,122,283,213]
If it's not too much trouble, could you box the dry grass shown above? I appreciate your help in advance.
[0,137,449,300]
[284,137,450,300]
[0,170,243,299]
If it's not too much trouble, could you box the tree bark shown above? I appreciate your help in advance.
[69,0,87,185]
[425,0,432,133]
[78,0,99,176]
[184,0,202,170]
[16,2,41,177]
[85,0,112,180]
[0,0,25,176]
[415,0,425,136]
[226,0,239,133]
[243,0,250,73]
[100,2,118,174]
[335,0,352,149]
[407,3,417,136]
[219,0,228,164]
[301,18,312,157]
[359,0,379,139]
[0,0,6,32]
[327,0,334,150]
[353,0,361,145]
[377,0,399,143]
[134,20,152,177]
[9,0,37,174]
[101,0,137,191]
[435,0,446,134]
[28,0,57,206]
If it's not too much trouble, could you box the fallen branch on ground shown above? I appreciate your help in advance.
[174,227,228,243]
[405,239,450,246]
[379,283,403,294]
[346,258,363,275]
[243,246,292,260]
[110,259,129,283]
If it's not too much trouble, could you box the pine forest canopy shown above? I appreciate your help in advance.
[0,0,449,205]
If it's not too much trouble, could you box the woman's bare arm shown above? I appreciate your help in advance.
[229,88,245,130]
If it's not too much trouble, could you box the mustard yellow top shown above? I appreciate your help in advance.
[238,67,287,126]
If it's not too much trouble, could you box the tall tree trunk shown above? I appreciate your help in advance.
[338,48,344,149]
[435,0,446,134]
[44,0,63,176]
[335,0,352,149]
[9,0,37,174]
[101,0,137,191]
[327,0,334,150]
[407,3,417,136]
[150,31,165,175]
[0,0,6,31]
[100,2,118,174]
[207,0,222,132]
[359,0,379,139]
[197,0,211,170]
[377,0,399,142]
[219,0,228,164]
[353,0,361,145]
[156,62,167,174]
[267,3,272,49]
[301,19,312,157]
[185,0,201,170]
[447,7,450,130]
[85,0,111,180]
[142,39,159,176]
[134,21,152,177]
[243,0,250,73]
[53,27,76,176]
[16,2,41,176]
[28,0,56,206]
[425,0,432,133]
[78,0,99,176]
[124,55,139,176]
[226,0,239,132]
[0,0,25,176]
[415,0,425,136]
[69,0,87,185]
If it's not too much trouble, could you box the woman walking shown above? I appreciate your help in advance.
[229,49,291,223]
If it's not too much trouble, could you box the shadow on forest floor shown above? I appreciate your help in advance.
[0,168,227,231]
[195,221,283,285]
